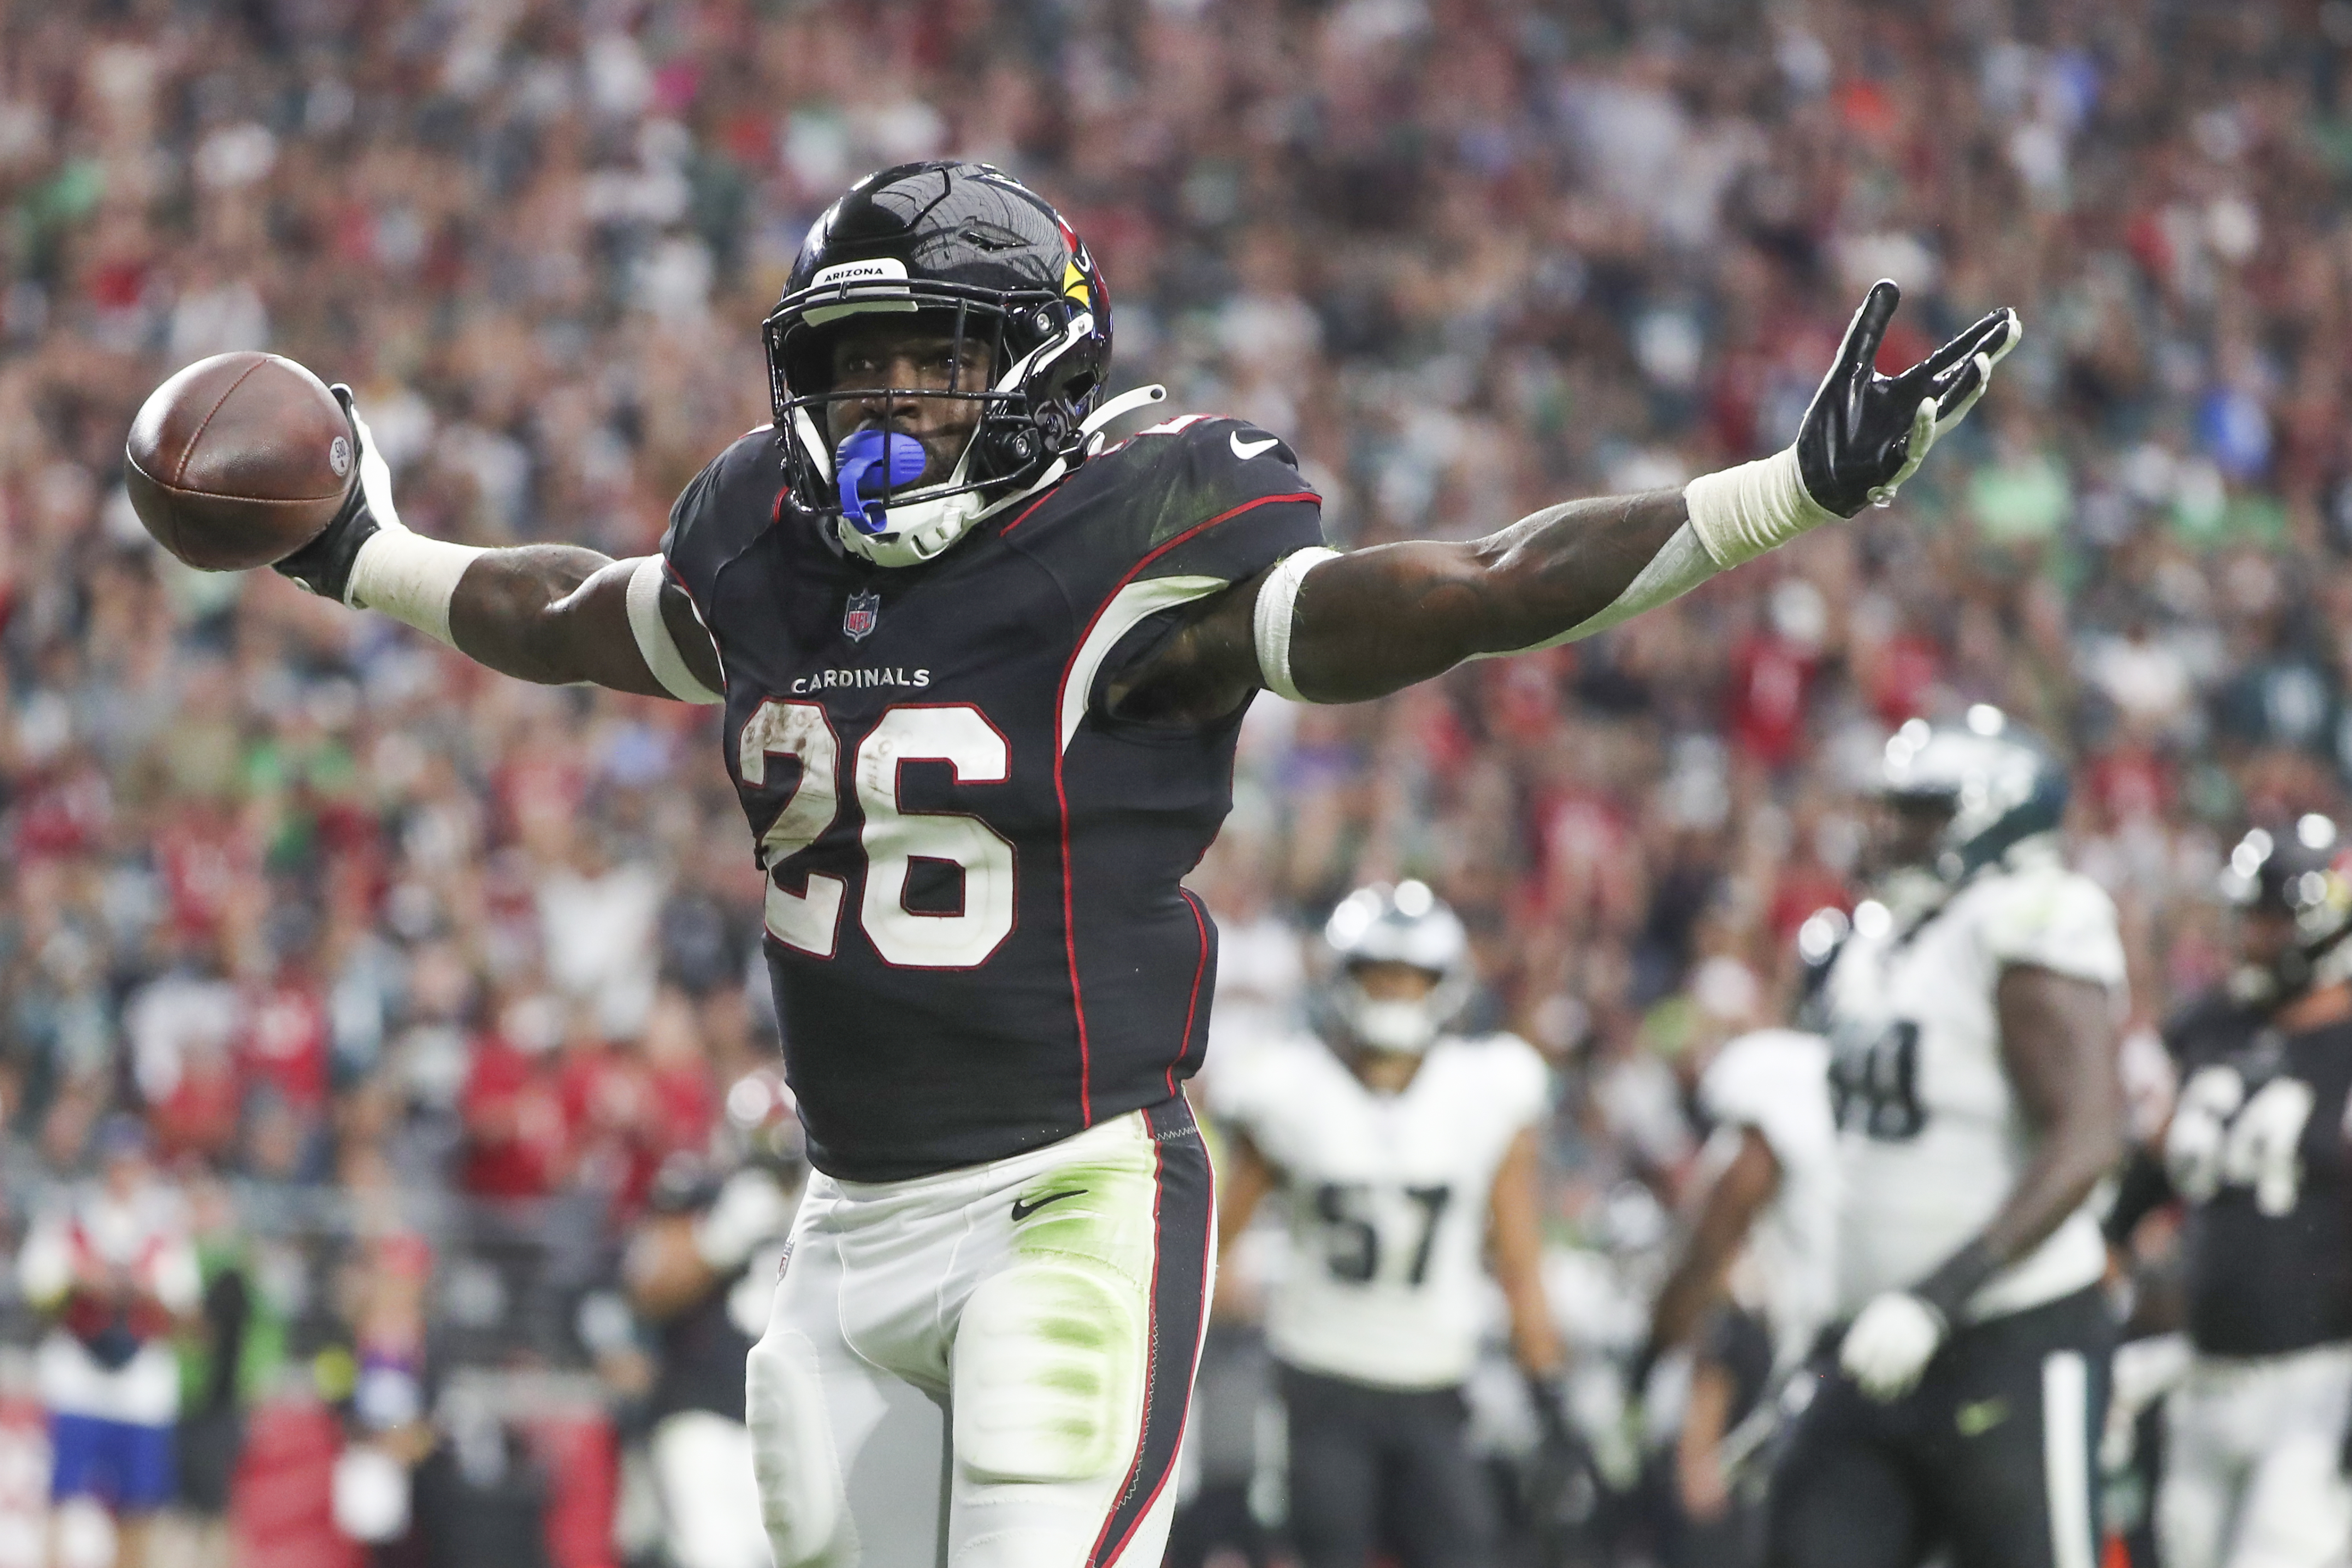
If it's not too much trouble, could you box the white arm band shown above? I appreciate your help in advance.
[1252,546,1341,701]
[345,528,484,647]
[1681,445,1839,569]
[625,554,723,705]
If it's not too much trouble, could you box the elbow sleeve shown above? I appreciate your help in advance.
[627,555,723,705]
[1251,547,1341,701]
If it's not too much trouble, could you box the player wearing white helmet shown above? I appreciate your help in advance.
[1209,882,1560,1568]
[1766,707,2128,1568]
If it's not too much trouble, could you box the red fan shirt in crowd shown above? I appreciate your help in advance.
[159,805,258,941]
[150,1059,240,1163]
[457,1034,568,1200]
[241,982,330,1112]
[1864,632,1945,725]
[1533,785,1641,928]
[1768,860,1854,943]
[10,762,110,861]
[1726,629,1819,768]
[2085,742,2174,826]
[556,1042,660,1211]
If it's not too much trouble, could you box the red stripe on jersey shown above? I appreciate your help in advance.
[1088,1115,1218,1566]
[1090,1130,1167,1567]
[996,488,1063,536]
[1051,491,1321,1123]
[1171,889,1210,1097]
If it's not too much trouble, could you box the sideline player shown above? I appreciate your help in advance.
[1767,708,2127,1568]
[2107,816,2352,1568]
[257,160,2020,1565]
[624,1087,802,1568]
[1208,881,1557,1568]
[1642,969,1839,1556]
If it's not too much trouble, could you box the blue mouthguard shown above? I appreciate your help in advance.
[834,430,930,533]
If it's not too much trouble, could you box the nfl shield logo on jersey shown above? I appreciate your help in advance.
[843,590,880,642]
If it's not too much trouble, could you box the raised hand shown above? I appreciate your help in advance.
[1796,282,2022,518]
[275,385,399,602]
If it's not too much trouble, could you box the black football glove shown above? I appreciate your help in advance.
[274,385,390,603]
[1796,281,2021,518]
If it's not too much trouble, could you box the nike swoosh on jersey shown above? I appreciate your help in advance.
[1010,1188,1088,1222]
[1230,432,1279,461]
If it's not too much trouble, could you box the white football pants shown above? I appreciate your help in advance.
[745,1100,1215,1568]
[652,1410,774,1568]
[2159,1341,2352,1568]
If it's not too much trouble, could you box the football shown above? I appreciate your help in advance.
[123,351,356,571]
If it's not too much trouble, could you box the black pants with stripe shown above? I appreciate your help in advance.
[1766,1285,2116,1568]
[1278,1363,1500,1568]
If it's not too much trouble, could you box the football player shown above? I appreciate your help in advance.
[623,1076,804,1568]
[1767,708,2127,1568]
[1207,881,1554,1568]
[1642,950,1840,1552]
[2107,816,2352,1568]
[262,160,2019,1566]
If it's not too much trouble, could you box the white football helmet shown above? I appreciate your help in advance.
[1320,880,1475,1056]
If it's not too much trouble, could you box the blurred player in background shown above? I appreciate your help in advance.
[265,150,2017,1563]
[623,1074,803,1568]
[1210,881,1560,1568]
[1769,708,2127,1568]
[1641,919,1841,1568]
[15,1116,201,1568]
[2104,816,2352,1568]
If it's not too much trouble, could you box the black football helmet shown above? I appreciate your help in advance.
[764,161,1117,567]
[2221,813,2352,1007]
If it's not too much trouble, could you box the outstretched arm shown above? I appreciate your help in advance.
[1646,1125,1782,1361]
[271,387,723,701]
[444,549,722,696]
[1113,283,2018,722]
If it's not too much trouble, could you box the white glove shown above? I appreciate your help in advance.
[693,1171,794,1272]
[1839,1292,1947,1401]
[2101,1332,2190,1472]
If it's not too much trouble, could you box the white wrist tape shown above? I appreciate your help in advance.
[1252,547,1340,701]
[625,555,723,705]
[345,527,484,647]
[1682,446,1840,569]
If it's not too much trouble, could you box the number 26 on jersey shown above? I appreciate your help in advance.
[740,699,1014,970]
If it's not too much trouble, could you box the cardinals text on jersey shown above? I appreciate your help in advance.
[664,414,1322,1181]
[1210,1031,1550,1389]
[1822,863,2127,1320]
[1698,1027,1841,1370]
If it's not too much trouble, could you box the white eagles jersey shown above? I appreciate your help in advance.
[1822,862,2127,1321]
[1211,1031,1550,1390]
[1698,1028,1840,1372]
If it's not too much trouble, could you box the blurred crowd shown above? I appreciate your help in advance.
[2,0,2349,1561]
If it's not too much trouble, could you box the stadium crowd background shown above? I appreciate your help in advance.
[0,0,2341,1560]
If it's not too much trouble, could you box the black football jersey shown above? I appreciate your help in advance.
[663,414,1323,1180]
[2163,993,2352,1356]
